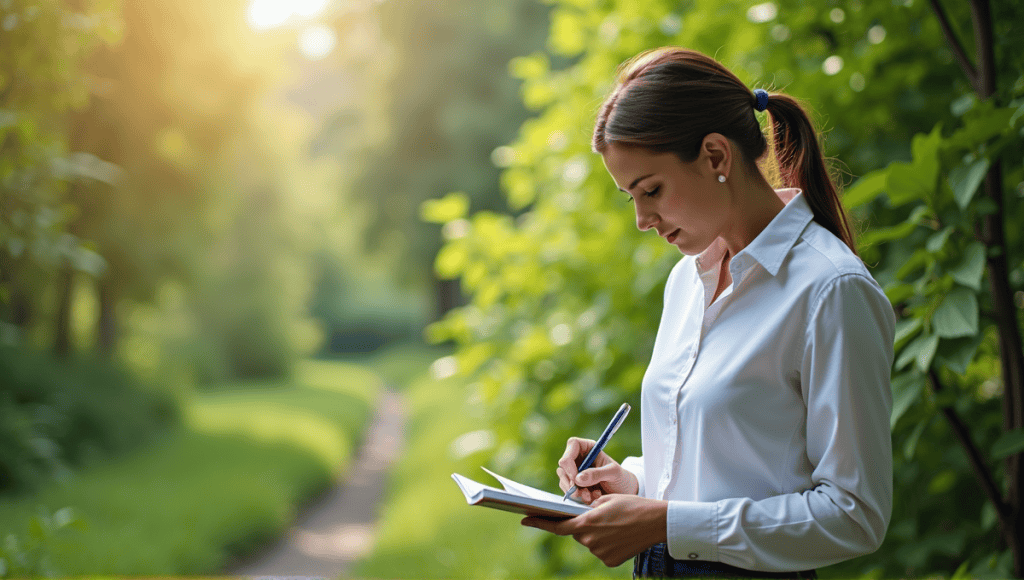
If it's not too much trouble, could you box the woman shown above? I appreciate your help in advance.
[521,47,896,579]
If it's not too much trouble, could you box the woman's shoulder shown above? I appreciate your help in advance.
[787,220,871,280]
[782,221,888,312]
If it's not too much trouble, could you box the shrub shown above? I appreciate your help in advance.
[0,346,179,492]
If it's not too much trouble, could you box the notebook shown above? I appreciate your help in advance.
[451,466,592,518]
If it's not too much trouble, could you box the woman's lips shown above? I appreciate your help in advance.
[666,228,680,243]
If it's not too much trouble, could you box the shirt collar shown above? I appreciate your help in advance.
[695,188,812,277]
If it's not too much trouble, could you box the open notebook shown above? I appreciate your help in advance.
[451,466,592,518]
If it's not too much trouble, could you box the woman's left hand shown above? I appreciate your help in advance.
[521,494,669,567]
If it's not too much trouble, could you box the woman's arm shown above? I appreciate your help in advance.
[665,272,896,571]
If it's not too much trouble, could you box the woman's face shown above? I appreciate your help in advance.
[600,140,730,256]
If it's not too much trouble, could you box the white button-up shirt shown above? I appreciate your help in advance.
[620,188,896,572]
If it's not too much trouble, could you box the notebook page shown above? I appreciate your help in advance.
[480,467,585,506]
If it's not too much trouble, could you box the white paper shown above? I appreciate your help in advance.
[480,466,584,506]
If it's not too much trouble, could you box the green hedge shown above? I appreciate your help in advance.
[0,346,178,493]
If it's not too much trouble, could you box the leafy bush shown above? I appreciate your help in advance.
[0,346,179,492]
[0,506,85,579]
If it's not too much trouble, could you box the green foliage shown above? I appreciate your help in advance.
[0,0,119,304]
[0,345,178,492]
[0,506,86,579]
[0,357,380,575]
[321,0,552,303]
[428,0,1024,576]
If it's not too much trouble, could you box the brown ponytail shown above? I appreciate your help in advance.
[593,47,858,256]
[760,94,857,255]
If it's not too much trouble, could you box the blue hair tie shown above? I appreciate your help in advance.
[753,89,769,112]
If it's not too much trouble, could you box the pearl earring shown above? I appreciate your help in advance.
[718,175,726,183]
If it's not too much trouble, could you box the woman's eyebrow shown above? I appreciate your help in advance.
[619,173,655,193]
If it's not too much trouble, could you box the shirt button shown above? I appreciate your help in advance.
[689,553,699,559]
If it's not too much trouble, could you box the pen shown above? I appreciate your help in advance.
[562,402,631,501]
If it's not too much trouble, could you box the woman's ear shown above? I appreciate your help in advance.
[701,133,731,179]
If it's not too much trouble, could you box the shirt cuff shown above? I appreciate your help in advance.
[620,455,645,497]
[667,500,719,563]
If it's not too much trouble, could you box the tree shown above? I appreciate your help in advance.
[842,0,1024,574]
[318,0,551,321]
[0,0,118,343]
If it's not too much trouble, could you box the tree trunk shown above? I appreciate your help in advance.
[97,275,118,355]
[53,261,74,358]
[932,0,1024,572]
[435,276,463,320]
[963,0,1024,574]
[0,253,31,331]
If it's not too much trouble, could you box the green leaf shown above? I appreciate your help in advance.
[886,162,931,206]
[1011,101,1024,128]
[935,334,983,375]
[951,559,971,580]
[896,333,939,372]
[885,283,916,305]
[859,205,930,247]
[891,372,925,428]
[885,125,942,206]
[981,501,998,532]
[950,242,987,291]
[435,243,468,278]
[947,106,1015,149]
[992,429,1024,459]
[893,317,923,349]
[926,226,954,252]
[903,416,930,459]
[949,157,990,209]
[844,169,887,209]
[950,94,977,117]
[932,287,979,338]
[927,470,958,494]
[508,52,549,80]
[420,192,470,224]
[548,9,586,56]
[895,247,931,280]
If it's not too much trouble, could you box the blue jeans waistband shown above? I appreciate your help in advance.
[633,543,818,579]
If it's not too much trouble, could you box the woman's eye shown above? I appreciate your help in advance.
[625,186,659,203]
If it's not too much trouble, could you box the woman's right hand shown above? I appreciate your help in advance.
[557,437,639,504]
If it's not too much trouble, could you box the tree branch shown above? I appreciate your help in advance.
[928,369,1013,542]
[928,0,979,90]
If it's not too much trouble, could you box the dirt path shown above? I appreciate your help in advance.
[228,388,407,579]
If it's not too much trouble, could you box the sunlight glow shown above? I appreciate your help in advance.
[299,25,337,60]
[746,2,777,24]
[296,0,331,17]
[247,0,331,30]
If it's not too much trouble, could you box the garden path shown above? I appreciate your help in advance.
[227,388,407,579]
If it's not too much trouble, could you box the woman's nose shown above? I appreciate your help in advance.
[635,205,658,231]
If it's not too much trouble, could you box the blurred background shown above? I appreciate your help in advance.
[1,0,1023,578]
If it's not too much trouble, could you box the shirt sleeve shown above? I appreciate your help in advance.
[665,272,896,571]
[620,455,645,497]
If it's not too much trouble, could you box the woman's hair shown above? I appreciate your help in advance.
[592,47,857,255]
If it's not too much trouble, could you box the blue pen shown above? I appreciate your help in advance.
[563,402,631,501]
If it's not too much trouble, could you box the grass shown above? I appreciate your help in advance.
[0,357,382,576]
[350,353,633,579]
